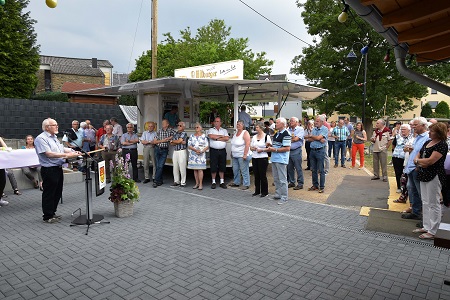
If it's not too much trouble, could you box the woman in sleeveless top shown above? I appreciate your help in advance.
[22,135,43,190]
[229,120,251,189]
[351,122,367,169]
[250,122,272,197]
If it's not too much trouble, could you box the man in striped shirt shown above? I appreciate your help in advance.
[152,119,176,188]
[331,119,350,168]
[266,117,291,205]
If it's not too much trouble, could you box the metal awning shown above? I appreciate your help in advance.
[74,77,327,102]
[346,0,450,96]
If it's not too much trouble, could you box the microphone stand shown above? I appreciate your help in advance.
[63,131,110,235]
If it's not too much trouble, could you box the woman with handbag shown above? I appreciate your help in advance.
[187,123,209,190]
[250,122,272,197]
[413,122,448,239]
[229,120,251,190]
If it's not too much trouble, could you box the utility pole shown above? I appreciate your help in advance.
[151,0,158,79]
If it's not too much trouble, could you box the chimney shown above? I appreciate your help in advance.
[92,57,97,68]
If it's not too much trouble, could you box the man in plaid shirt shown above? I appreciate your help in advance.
[152,119,176,188]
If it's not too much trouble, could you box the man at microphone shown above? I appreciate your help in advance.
[34,118,81,223]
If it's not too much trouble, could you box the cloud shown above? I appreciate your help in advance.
[27,0,312,79]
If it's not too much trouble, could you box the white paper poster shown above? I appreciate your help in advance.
[98,160,106,190]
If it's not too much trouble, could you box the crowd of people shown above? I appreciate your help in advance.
[1,113,450,233]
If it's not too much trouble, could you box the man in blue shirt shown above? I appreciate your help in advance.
[266,117,291,205]
[344,117,354,161]
[305,115,328,193]
[163,106,181,128]
[287,117,304,190]
[332,119,350,168]
[35,118,81,223]
[402,117,430,220]
[238,105,253,132]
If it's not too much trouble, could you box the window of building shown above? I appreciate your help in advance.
[44,70,52,92]
[431,88,437,94]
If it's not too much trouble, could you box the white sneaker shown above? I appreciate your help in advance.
[0,199,9,206]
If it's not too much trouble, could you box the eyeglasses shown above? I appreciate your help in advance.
[177,125,183,127]
[48,124,58,127]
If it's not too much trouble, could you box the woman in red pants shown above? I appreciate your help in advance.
[351,122,367,169]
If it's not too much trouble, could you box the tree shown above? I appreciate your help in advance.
[129,19,273,81]
[0,0,40,98]
[291,0,450,131]
[434,101,450,118]
[421,103,432,118]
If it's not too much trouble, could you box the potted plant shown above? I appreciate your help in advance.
[109,151,140,217]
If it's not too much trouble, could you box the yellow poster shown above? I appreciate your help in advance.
[184,106,190,118]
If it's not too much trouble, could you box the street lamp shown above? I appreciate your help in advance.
[347,42,371,125]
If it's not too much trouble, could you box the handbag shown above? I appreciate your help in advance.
[246,149,253,160]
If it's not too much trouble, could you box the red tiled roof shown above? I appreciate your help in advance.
[61,82,106,93]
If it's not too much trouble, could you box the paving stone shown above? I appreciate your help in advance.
[1,179,450,299]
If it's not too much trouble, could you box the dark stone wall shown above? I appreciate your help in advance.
[0,98,129,139]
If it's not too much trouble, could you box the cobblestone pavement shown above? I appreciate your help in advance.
[1,170,450,299]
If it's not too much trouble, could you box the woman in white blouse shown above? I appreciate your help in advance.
[250,122,272,197]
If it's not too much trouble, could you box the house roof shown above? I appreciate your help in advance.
[40,55,113,68]
[40,55,113,77]
[51,65,105,77]
[61,82,107,93]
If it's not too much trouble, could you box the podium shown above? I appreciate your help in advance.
[70,149,109,234]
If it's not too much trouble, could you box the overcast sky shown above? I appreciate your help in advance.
[27,0,313,83]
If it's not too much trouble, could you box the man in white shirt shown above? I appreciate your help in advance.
[110,117,123,137]
[207,117,229,189]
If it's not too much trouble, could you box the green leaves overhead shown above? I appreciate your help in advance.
[129,19,273,82]
[292,0,450,126]
[0,0,40,99]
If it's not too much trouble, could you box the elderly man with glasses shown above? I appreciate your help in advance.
[402,117,430,220]
[152,119,176,188]
[170,122,188,187]
[35,118,81,223]
[120,123,141,183]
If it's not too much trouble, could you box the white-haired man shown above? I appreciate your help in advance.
[305,115,328,193]
[370,119,392,182]
[287,117,304,189]
[402,117,429,220]
[35,118,81,223]
[266,117,291,204]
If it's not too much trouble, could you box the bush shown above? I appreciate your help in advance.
[31,92,68,102]
[421,103,432,118]
[434,101,450,118]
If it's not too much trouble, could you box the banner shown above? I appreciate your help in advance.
[98,160,106,190]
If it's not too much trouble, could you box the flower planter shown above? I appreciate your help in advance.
[114,200,134,218]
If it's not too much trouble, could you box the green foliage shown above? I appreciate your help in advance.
[421,103,432,118]
[434,101,450,118]
[292,0,450,128]
[0,0,40,98]
[118,94,137,106]
[31,92,68,102]
[129,19,274,81]
[199,102,232,126]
